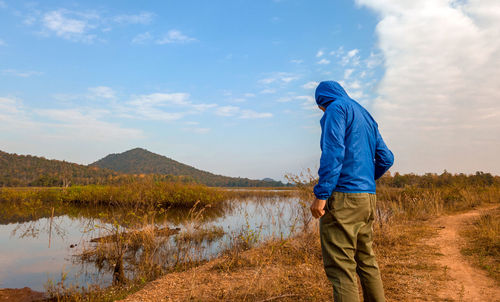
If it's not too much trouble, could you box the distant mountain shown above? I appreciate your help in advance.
[262,178,276,182]
[91,148,287,187]
[0,150,120,187]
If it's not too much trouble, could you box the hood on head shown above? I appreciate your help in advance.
[315,81,349,108]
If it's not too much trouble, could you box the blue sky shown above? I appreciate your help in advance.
[2,0,499,179]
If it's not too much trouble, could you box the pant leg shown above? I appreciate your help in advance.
[355,194,386,302]
[320,192,371,302]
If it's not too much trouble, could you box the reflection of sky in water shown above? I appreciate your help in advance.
[0,196,301,292]
[0,216,109,291]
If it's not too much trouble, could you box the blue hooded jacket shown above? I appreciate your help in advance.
[313,81,394,200]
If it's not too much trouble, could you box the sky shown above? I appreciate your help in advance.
[0,0,499,181]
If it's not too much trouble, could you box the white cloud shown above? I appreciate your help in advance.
[244,93,256,98]
[131,32,152,44]
[317,58,331,65]
[2,69,43,77]
[290,59,303,64]
[0,1,6,9]
[0,39,5,46]
[42,9,98,43]
[239,110,272,119]
[156,30,196,44]
[216,105,240,117]
[88,86,115,99]
[302,81,319,89]
[260,88,276,94]
[316,50,324,57]
[344,69,354,79]
[341,49,360,65]
[183,127,210,134]
[347,49,359,58]
[0,97,23,115]
[215,105,272,119]
[259,78,276,84]
[357,0,500,174]
[36,108,143,140]
[0,97,142,143]
[129,93,191,106]
[124,92,214,121]
[365,52,383,69]
[113,12,154,24]
[259,72,299,85]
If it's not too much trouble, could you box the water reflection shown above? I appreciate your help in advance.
[0,196,301,292]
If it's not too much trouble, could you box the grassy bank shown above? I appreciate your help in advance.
[460,207,500,283]
[0,180,225,209]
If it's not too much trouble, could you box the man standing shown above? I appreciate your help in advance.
[310,81,394,302]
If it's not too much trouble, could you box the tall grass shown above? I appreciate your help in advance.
[0,179,226,209]
[460,207,500,283]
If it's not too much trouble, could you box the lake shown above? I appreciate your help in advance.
[0,195,303,292]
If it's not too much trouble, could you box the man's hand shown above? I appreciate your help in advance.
[310,198,327,219]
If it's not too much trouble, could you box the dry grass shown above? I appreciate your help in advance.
[118,219,447,302]
[460,207,500,284]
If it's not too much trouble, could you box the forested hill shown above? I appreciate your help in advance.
[90,148,286,187]
[0,150,120,186]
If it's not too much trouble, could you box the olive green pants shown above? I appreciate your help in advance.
[319,192,385,302]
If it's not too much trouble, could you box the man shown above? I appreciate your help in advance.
[310,81,394,302]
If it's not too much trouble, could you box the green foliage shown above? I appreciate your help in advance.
[0,150,124,187]
[0,179,226,210]
[0,148,289,187]
[91,148,288,187]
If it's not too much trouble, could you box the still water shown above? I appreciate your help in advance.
[0,196,302,292]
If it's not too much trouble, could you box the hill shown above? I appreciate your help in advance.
[91,148,286,187]
[0,150,120,187]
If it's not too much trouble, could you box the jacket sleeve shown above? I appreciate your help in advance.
[374,128,394,180]
[313,105,346,200]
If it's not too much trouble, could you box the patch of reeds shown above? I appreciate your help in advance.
[176,225,225,244]
[0,179,226,209]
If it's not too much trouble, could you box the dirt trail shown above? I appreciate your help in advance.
[429,207,500,302]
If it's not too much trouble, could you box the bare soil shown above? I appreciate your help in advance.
[0,287,45,302]
[429,207,500,301]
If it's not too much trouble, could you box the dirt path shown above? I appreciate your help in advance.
[429,207,500,302]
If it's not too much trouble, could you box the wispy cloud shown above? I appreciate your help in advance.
[156,30,196,44]
[113,12,154,25]
[2,69,43,77]
[23,8,155,43]
[302,81,318,89]
[239,109,272,119]
[0,1,6,9]
[341,48,360,65]
[88,86,115,99]
[41,9,99,43]
[131,32,153,44]
[316,50,324,57]
[183,127,210,134]
[0,39,6,46]
[344,69,354,79]
[317,58,330,65]
[258,72,300,85]
[260,88,276,94]
[215,105,272,119]
[0,96,142,142]
[123,92,216,121]
[216,105,240,117]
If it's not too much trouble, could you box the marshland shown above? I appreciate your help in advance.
[1,171,499,301]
